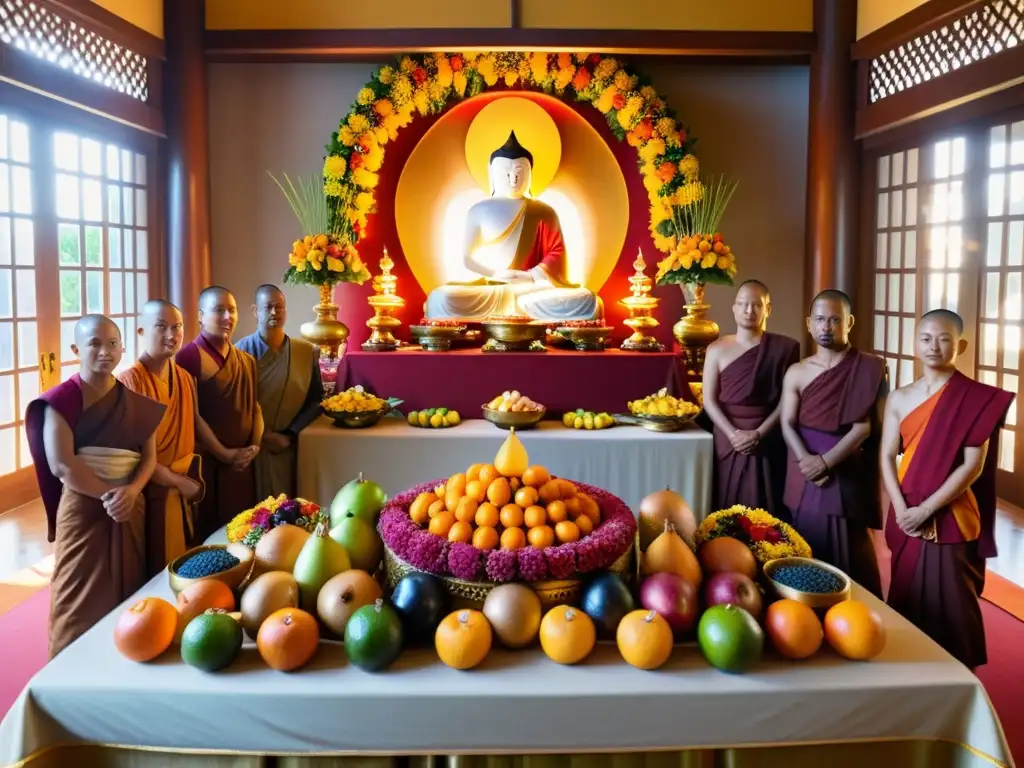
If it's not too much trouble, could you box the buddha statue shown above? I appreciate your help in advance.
[424,131,602,323]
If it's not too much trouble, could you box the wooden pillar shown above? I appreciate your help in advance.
[164,0,211,338]
[804,0,859,310]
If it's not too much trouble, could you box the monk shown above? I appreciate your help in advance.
[176,287,262,543]
[119,300,251,575]
[236,285,323,499]
[703,280,800,516]
[881,310,1013,668]
[25,315,166,657]
[781,290,887,596]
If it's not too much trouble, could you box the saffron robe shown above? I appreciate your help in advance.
[885,372,1014,668]
[177,333,259,542]
[119,360,206,576]
[784,349,887,597]
[236,333,322,499]
[712,332,800,517]
[25,376,165,657]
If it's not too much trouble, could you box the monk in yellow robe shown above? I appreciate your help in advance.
[176,287,262,543]
[26,315,165,657]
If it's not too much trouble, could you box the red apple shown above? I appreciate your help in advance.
[702,571,763,619]
[639,572,699,634]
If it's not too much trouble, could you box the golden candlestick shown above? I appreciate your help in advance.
[363,246,405,352]
[618,248,663,352]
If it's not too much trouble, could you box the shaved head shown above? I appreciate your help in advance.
[920,308,964,335]
[199,285,234,309]
[255,284,283,302]
[253,283,287,336]
[808,289,854,351]
[733,279,771,332]
[197,286,238,341]
[71,314,123,375]
[738,279,770,299]
[137,300,184,360]
[74,313,120,342]
[917,308,967,369]
[140,299,181,322]
[811,289,852,314]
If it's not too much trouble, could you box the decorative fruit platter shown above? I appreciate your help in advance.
[321,386,403,428]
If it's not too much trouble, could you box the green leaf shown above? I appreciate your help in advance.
[655,219,676,238]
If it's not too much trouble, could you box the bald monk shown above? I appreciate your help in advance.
[703,280,800,516]
[881,310,1014,668]
[781,290,887,596]
[236,285,323,499]
[25,315,165,657]
[176,287,262,542]
[119,300,250,575]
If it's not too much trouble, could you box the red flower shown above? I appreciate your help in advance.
[350,153,365,171]
[572,68,592,91]
[634,119,654,141]
[450,55,463,72]
[766,528,783,543]
[612,92,627,110]
[412,67,428,86]
[678,128,688,144]
[357,134,373,153]
[738,515,752,531]
[326,244,340,256]
[749,525,772,542]
[713,233,724,243]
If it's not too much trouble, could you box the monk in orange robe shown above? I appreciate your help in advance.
[176,287,262,543]
[25,315,165,657]
[881,310,1014,669]
[119,300,247,575]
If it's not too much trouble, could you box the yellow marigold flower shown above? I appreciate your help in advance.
[373,126,389,145]
[292,239,307,258]
[595,86,618,114]
[642,173,662,195]
[373,99,394,118]
[354,191,374,214]
[364,144,384,172]
[679,251,694,269]
[391,75,413,105]
[413,89,430,116]
[352,169,379,189]
[617,104,638,130]
[382,114,402,141]
[655,117,676,138]
[327,255,345,272]
[453,70,468,96]
[717,255,730,270]
[314,234,329,248]
[638,138,666,163]
[357,87,375,106]
[651,198,672,225]
[428,80,446,103]
[307,248,325,270]
[436,58,454,89]
[679,154,699,181]
[594,57,618,81]
[339,125,356,147]
[348,114,370,134]
[554,67,574,90]
[399,56,416,73]
[504,70,519,87]
[323,179,345,198]
[288,251,306,271]
[303,235,313,246]
[378,65,395,85]
[614,70,636,92]
[652,233,676,252]
[700,253,717,269]
[478,56,497,85]
[640,85,657,101]
[529,52,549,83]
[323,155,347,179]
[350,256,364,275]
[665,131,681,148]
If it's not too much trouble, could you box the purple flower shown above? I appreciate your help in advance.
[574,534,606,573]
[448,542,483,581]
[377,507,417,554]
[485,548,517,582]
[250,508,272,528]
[405,528,448,573]
[517,546,548,581]
[545,544,577,579]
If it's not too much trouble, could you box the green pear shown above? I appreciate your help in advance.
[292,522,351,613]
[330,471,388,526]
[330,516,383,574]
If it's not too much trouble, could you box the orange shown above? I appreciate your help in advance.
[465,480,487,503]
[521,465,550,488]
[454,496,479,524]
[510,477,521,491]
[475,502,501,528]
[578,493,601,524]
[500,527,527,550]
[564,495,582,518]
[557,479,578,499]
[616,609,674,670]
[539,606,596,665]
[256,607,320,671]
[527,525,555,549]
[427,499,446,519]
[175,579,236,643]
[524,505,547,528]
[410,492,436,525]
[435,609,493,670]
[538,480,562,504]
[433,482,447,499]
[466,463,483,482]
[499,504,525,529]
[575,515,594,537]
[478,464,499,487]
[447,472,467,495]
[824,600,887,661]
[428,511,456,538]
[473,526,500,551]
[514,486,539,508]
[765,599,823,660]
[486,477,512,507]
[546,500,568,524]
[445,489,464,514]
[114,597,178,662]
[448,520,474,544]
[554,520,581,544]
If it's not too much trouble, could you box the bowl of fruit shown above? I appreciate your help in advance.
[482,391,546,430]
[763,557,852,609]
[562,409,616,430]
[407,407,462,429]
[623,388,702,432]
[168,544,255,596]
[552,320,615,352]
[322,386,403,428]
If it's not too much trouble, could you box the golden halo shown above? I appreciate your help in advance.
[465,96,562,196]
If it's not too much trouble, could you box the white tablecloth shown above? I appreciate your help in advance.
[297,417,715,518]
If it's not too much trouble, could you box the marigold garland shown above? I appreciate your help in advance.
[226,495,326,548]
[694,505,812,564]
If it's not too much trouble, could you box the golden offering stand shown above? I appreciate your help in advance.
[363,247,405,352]
[619,249,664,352]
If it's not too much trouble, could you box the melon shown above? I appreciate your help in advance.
[254,524,311,575]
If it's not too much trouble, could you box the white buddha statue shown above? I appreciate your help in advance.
[424,132,602,323]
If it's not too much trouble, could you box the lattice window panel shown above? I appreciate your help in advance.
[869,0,1024,103]
[0,0,148,102]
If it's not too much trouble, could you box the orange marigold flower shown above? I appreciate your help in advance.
[572,68,592,91]
[350,153,365,171]
[557,52,572,70]
[450,54,464,72]
[612,92,627,110]
[656,162,677,182]
[633,120,653,141]
[357,134,373,153]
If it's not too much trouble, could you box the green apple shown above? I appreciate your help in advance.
[330,472,388,526]
[330,516,383,573]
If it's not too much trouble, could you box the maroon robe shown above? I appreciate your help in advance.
[177,332,258,543]
[784,349,887,597]
[712,333,800,517]
[885,371,1014,668]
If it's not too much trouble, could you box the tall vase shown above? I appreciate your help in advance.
[301,283,349,395]
[672,282,719,377]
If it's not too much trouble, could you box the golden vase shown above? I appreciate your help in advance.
[300,283,349,358]
[673,282,719,376]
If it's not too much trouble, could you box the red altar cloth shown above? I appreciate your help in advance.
[339,348,695,416]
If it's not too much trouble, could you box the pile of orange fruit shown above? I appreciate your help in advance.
[408,464,602,551]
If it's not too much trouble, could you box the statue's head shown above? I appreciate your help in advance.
[489,131,533,199]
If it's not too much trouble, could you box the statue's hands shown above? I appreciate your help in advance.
[493,269,533,284]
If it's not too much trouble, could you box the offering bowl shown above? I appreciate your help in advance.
[168,544,255,597]
[763,556,852,610]
[481,405,546,430]
[409,324,466,352]
[554,326,615,351]
[481,320,548,352]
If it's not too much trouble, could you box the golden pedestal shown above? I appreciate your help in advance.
[673,282,720,376]
[300,283,349,358]
[363,248,405,352]
[619,249,664,352]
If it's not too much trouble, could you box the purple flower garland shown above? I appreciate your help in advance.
[378,478,637,583]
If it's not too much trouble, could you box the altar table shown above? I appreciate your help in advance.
[337,347,695,418]
[297,417,714,516]
[0,556,1011,768]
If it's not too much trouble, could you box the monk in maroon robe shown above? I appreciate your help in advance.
[703,280,800,516]
[176,287,262,543]
[781,290,887,596]
[882,310,1014,668]
[25,315,165,657]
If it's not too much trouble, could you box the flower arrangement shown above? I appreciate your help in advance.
[655,174,739,287]
[325,52,700,266]
[694,506,812,564]
[378,478,636,583]
[226,495,328,548]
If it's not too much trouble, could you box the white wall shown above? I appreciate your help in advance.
[208,62,809,341]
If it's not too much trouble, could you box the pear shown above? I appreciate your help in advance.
[292,521,352,613]
[494,427,529,478]
[642,520,702,588]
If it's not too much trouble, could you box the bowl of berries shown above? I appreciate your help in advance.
[762,556,851,609]
[168,544,255,596]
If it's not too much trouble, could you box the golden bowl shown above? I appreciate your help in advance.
[615,412,701,432]
[409,324,466,352]
[763,556,852,610]
[481,320,548,352]
[168,544,255,597]
[554,326,615,351]
[323,408,386,428]
[482,405,546,430]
